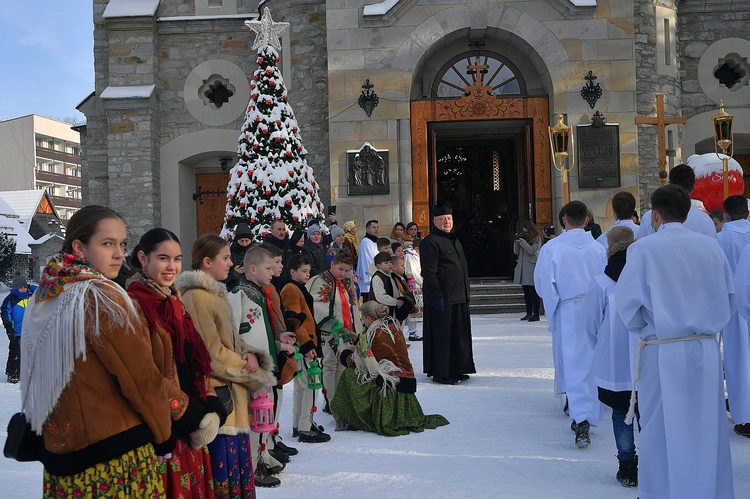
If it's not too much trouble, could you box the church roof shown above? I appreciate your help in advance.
[103,0,159,18]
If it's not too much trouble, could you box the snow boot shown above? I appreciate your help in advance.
[254,462,281,488]
[574,420,590,448]
[616,456,638,487]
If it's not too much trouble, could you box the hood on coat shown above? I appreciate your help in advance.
[174,270,227,297]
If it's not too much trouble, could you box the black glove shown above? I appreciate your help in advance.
[432,298,445,311]
[4,327,14,342]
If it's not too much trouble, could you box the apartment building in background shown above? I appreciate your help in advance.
[0,114,82,221]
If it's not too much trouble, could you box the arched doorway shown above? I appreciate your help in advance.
[411,51,551,279]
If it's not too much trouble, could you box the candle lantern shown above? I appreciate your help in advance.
[306,360,323,390]
[249,391,276,433]
[548,114,575,204]
[712,100,735,199]
[294,345,305,378]
[330,321,345,345]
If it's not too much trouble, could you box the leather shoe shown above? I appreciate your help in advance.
[274,439,298,456]
[520,314,532,321]
[452,374,470,381]
[298,430,332,443]
[735,423,750,438]
[528,315,540,322]
[267,447,290,464]
[433,377,460,385]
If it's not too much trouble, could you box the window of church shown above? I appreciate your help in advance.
[198,75,236,109]
[714,54,750,91]
[431,51,525,98]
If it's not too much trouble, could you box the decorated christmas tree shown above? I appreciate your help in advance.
[222,8,324,241]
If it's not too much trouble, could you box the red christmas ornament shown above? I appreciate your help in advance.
[276,120,281,125]
[269,80,275,87]
[255,117,261,122]
[307,189,313,194]
[263,231,270,237]
[257,57,264,64]
[229,194,235,199]
[285,200,292,206]
[248,169,254,175]
[250,84,255,90]
[265,99,272,105]
[240,202,246,208]
[265,190,272,196]
[258,206,265,212]
[256,180,263,186]
[312,406,317,413]
[282,95,288,102]
[312,181,316,186]
[253,144,259,150]
[297,146,302,152]
[266,69,272,75]
[262,129,269,135]
[275,217,281,221]
[253,75,259,81]
[307,212,312,217]
[251,93,257,100]
[275,56,280,62]
[275,137,281,143]
[235,182,241,188]
[286,151,292,156]
[316,201,321,206]
[240,190,245,196]
[288,170,294,176]
[293,216,299,221]
[281,179,287,185]
[292,127,298,132]
[227,214,233,220]
[251,217,256,223]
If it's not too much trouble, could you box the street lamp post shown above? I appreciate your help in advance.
[549,114,575,204]
[712,100,734,200]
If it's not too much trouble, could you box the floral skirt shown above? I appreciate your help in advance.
[43,443,163,498]
[208,433,255,499]
[331,368,449,436]
[160,439,215,498]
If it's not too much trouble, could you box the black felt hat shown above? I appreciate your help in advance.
[431,204,453,217]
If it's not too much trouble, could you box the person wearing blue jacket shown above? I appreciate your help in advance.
[1,275,36,383]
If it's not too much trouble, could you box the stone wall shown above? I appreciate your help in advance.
[634,0,680,210]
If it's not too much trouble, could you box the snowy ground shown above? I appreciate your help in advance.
[1,311,750,498]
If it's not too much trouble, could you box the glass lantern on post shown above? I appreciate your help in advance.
[249,391,276,433]
[548,114,575,204]
[712,100,734,200]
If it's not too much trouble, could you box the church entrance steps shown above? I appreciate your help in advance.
[469,280,526,315]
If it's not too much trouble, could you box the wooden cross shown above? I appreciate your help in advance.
[467,56,489,87]
[635,94,687,184]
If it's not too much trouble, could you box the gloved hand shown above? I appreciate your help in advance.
[189,412,220,449]
[432,298,445,311]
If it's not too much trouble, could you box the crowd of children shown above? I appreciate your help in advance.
[15,208,443,497]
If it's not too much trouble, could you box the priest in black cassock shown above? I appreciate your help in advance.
[420,204,476,384]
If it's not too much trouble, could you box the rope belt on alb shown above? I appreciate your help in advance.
[624,332,718,425]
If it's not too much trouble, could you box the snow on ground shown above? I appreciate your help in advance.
[1,312,750,497]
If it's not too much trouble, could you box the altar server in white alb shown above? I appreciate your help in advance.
[616,184,735,499]
[582,226,640,488]
[717,195,750,437]
[534,200,606,448]
[597,191,639,251]
[637,164,716,239]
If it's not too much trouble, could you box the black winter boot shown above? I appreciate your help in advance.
[616,456,638,487]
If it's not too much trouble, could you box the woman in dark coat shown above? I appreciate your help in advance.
[302,224,328,276]
[419,205,476,385]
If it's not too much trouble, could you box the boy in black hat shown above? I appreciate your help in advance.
[223,222,253,291]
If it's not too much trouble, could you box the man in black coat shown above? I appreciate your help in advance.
[420,204,476,384]
[263,220,294,292]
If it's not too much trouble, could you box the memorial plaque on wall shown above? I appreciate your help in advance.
[576,123,621,188]
[347,143,389,195]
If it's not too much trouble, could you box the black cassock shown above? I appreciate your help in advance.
[420,227,476,378]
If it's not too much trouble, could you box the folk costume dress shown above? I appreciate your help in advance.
[227,279,292,473]
[21,254,172,498]
[177,270,277,499]
[332,316,449,436]
[128,273,223,499]
[306,270,363,407]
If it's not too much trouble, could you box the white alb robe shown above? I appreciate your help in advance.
[533,229,606,424]
[638,202,716,239]
[596,219,639,251]
[718,219,750,424]
[616,222,734,499]
[581,273,639,393]
[356,236,378,293]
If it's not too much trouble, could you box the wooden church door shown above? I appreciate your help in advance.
[195,173,229,236]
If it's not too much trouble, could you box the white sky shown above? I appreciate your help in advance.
[0,2,94,123]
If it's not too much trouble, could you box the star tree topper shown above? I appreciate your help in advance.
[245,7,289,51]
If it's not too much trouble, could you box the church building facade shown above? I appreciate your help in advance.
[80,0,750,278]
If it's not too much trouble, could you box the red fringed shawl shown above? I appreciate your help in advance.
[128,280,213,397]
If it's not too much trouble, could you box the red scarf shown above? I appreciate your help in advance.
[336,280,354,332]
[264,287,278,338]
[127,278,213,397]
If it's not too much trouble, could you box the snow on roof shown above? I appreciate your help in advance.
[569,0,596,5]
[363,0,400,16]
[101,85,156,100]
[31,233,64,246]
[0,190,47,229]
[158,13,259,22]
[103,0,160,18]
[0,197,35,254]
